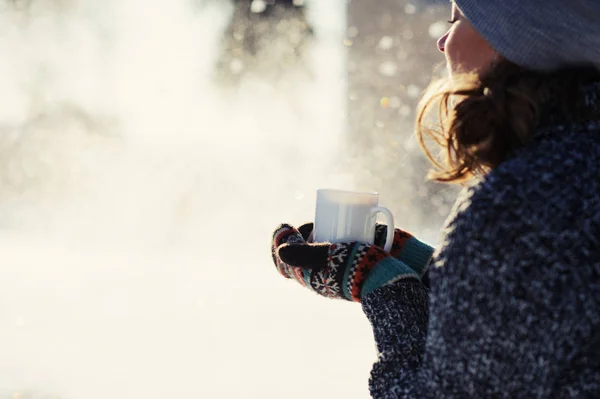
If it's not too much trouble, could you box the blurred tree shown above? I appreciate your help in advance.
[213,0,313,86]
[233,0,306,16]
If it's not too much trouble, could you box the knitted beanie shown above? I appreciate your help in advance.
[453,0,600,71]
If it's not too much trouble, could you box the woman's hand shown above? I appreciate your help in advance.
[271,223,419,302]
[281,222,434,278]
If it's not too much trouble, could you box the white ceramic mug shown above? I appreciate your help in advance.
[313,189,395,252]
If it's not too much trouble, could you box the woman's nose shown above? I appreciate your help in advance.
[437,33,447,53]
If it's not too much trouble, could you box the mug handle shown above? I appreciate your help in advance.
[371,206,395,252]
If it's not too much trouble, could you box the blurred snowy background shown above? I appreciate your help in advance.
[0,0,455,398]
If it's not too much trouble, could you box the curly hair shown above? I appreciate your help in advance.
[416,60,600,183]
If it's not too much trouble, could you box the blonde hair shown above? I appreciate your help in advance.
[416,60,600,183]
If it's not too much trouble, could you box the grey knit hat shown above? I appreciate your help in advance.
[453,0,600,71]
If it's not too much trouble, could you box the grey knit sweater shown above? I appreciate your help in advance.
[361,82,600,398]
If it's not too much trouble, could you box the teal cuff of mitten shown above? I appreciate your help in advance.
[361,257,419,297]
[397,236,435,277]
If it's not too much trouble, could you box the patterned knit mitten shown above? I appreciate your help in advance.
[374,224,434,278]
[291,222,434,278]
[271,223,419,302]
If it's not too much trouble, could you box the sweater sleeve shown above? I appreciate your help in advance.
[362,279,430,398]
[361,169,597,398]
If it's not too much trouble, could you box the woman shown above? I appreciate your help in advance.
[271,1,600,397]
